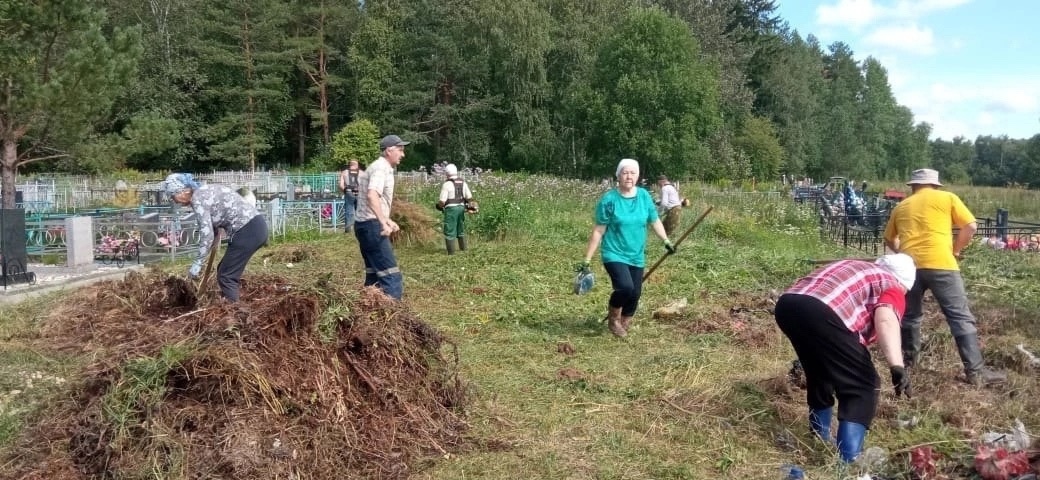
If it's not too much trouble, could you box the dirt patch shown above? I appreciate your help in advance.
[4,270,470,479]
[674,290,780,348]
[556,342,576,356]
[556,367,586,382]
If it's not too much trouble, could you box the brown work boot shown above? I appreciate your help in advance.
[607,307,626,337]
[620,316,634,331]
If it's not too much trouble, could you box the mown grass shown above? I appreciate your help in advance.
[2,174,1039,479]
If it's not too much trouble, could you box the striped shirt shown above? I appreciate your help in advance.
[785,260,906,346]
[355,157,395,222]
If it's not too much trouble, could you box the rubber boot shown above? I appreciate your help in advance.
[457,236,467,251]
[607,306,626,337]
[620,315,634,331]
[445,239,456,255]
[836,421,867,463]
[955,334,1007,386]
[901,325,921,369]
[809,407,832,442]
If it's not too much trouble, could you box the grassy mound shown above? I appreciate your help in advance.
[1,269,469,479]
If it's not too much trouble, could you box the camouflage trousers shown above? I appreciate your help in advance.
[663,207,682,235]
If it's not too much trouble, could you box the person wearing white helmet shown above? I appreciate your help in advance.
[773,253,916,463]
[436,163,474,254]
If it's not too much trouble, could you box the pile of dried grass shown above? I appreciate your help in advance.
[2,269,469,479]
[389,199,439,246]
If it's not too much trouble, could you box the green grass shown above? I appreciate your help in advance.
[2,174,1039,479]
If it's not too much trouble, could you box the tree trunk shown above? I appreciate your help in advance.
[2,138,18,209]
[319,62,329,144]
[297,113,306,165]
[243,12,257,172]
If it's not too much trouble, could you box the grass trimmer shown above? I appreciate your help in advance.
[643,205,713,281]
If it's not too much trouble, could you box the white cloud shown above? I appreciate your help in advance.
[895,79,1040,139]
[976,112,996,127]
[918,83,1039,113]
[927,83,974,103]
[816,0,972,30]
[863,24,936,55]
[817,0,884,30]
[982,89,1038,114]
[890,0,972,19]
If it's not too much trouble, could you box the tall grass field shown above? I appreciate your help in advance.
[2,174,1040,479]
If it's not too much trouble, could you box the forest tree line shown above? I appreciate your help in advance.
[3,0,1040,208]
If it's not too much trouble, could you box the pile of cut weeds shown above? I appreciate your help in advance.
[1,269,469,479]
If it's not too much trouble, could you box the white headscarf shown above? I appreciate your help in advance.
[616,158,639,178]
[875,253,916,291]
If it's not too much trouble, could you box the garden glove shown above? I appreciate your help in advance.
[664,241,677,255]
[890,366,911,398]
[188,261,203,279]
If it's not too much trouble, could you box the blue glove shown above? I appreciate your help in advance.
[188,261,202,278]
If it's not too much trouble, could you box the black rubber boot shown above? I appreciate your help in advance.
[955,333,1007,386]
[445,239,456,255]
[457,236,467,251]
[901,325,921,368]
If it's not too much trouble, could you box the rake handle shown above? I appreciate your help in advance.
[643,205,714,281]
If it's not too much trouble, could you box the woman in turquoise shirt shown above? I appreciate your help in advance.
[583,158,674,337]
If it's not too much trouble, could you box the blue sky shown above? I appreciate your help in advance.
[774,0,1040,141]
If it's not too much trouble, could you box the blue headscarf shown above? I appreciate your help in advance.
[162,173,201,195]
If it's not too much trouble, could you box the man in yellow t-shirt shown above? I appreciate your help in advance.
[883,168,1005,387]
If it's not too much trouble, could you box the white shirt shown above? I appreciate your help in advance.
[438,176,473,206]
[660,183,681,209]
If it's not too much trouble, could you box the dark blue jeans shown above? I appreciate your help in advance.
[218,216,268,302]
[343,191,357,232]
[603,262,644,317]
[354,219,403,300]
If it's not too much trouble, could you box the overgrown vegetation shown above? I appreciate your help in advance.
[2,176,1039,479]
[11,0,1039,194]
